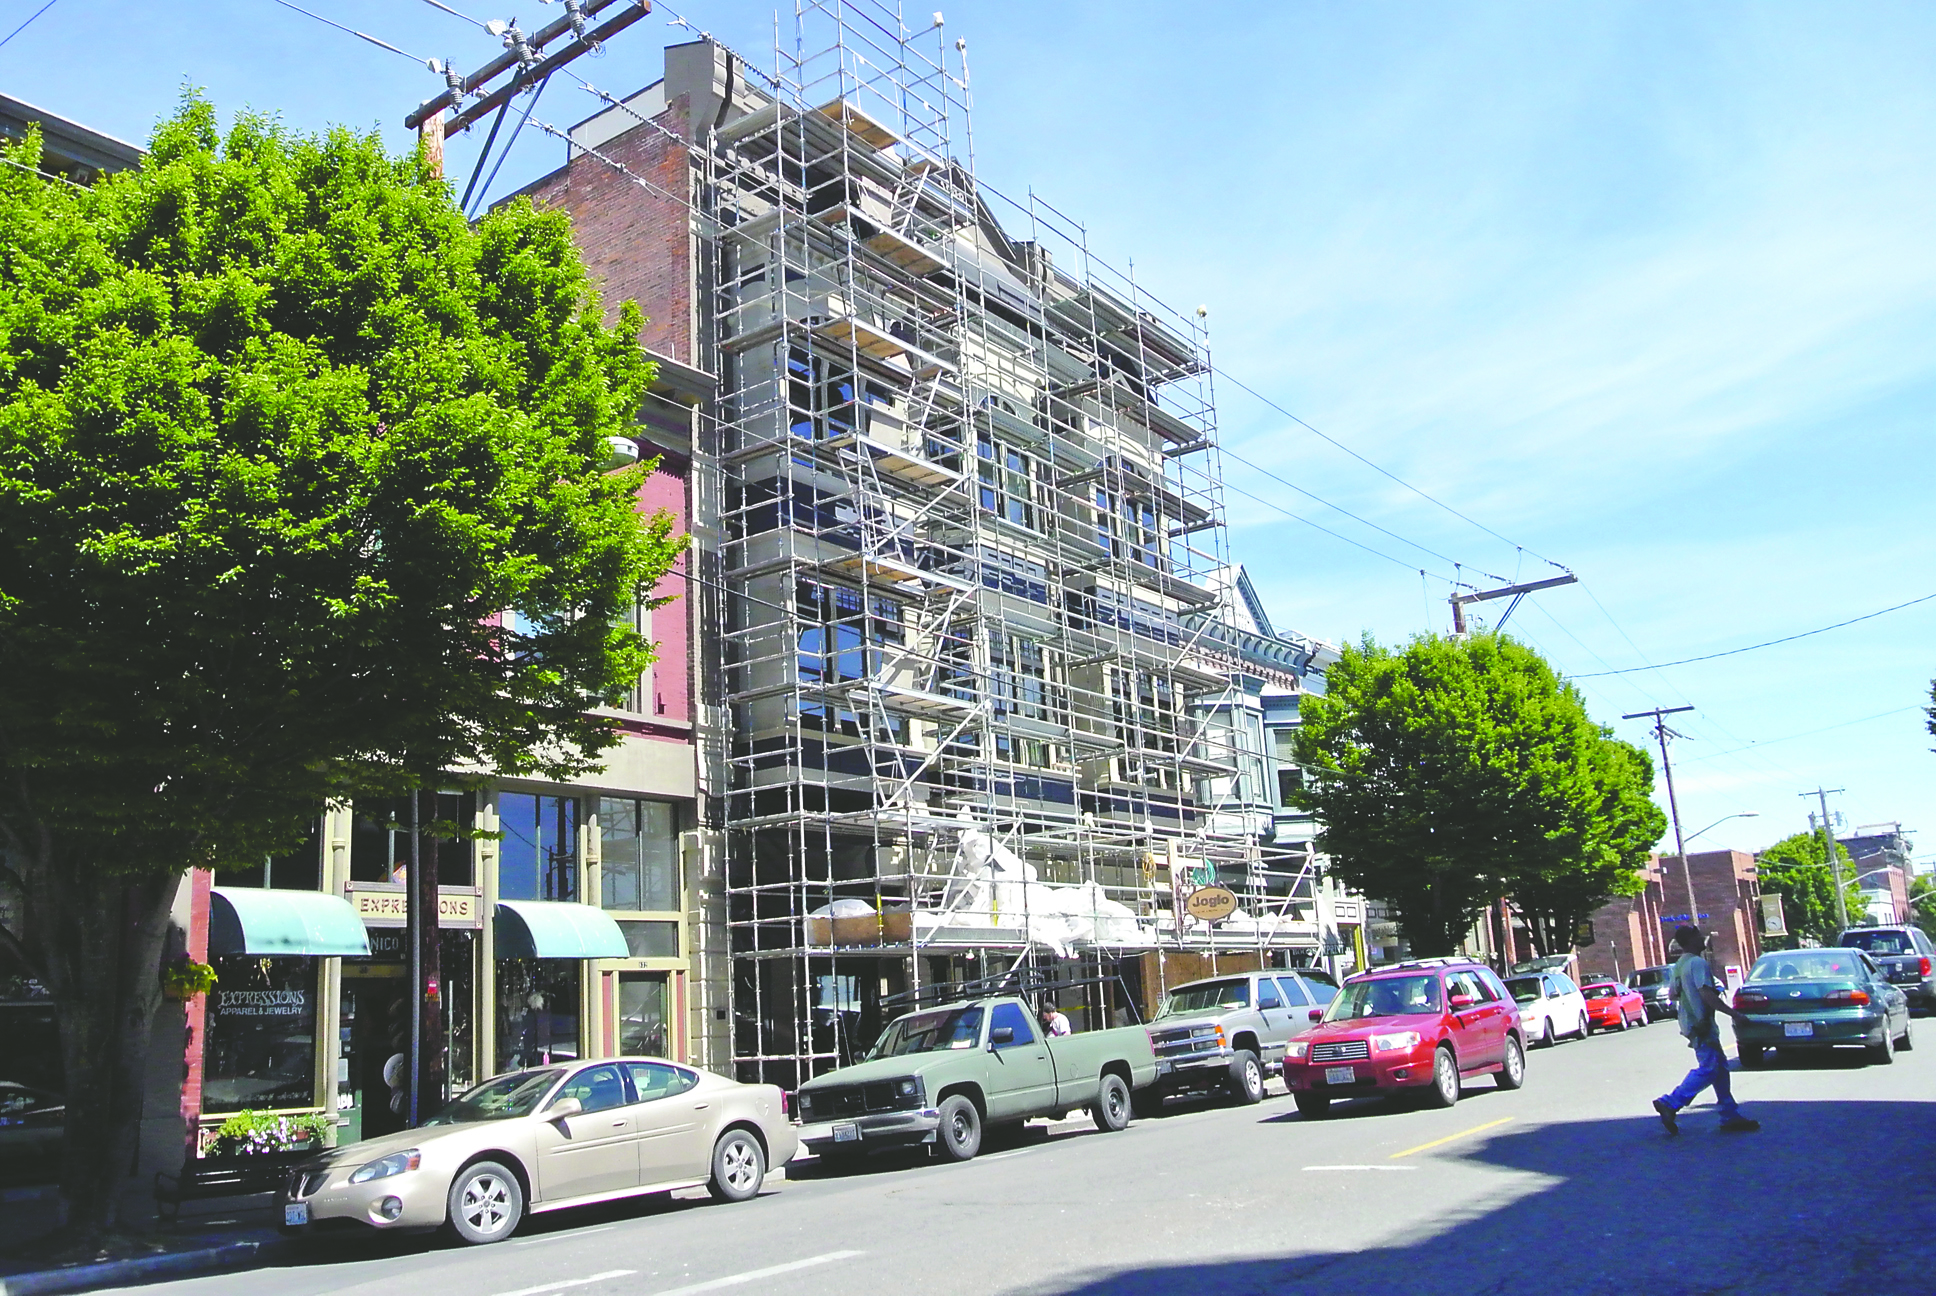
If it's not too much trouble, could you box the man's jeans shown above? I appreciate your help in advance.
[1663,1036,1739,1118]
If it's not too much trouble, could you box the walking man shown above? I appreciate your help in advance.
[1654,925,1760,1135]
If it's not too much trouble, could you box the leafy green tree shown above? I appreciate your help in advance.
[1909,871,1936,943]
[0,100,681,1237]
[1291,632,1665,957]
[1756,832,1868,947]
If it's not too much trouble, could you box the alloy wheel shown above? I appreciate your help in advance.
[722,1137,759,1193]
[461,1173,513,1237]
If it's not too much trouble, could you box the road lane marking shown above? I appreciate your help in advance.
[514,1225,616,1246]
[649,1251,866,1296]
[488,1271,636,1296]
[1303,1165,1418,1171]
[1389,1117,1513,1159]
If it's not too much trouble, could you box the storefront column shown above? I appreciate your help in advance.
[582,812,605,1059]
[476,800,498,1075]
[317,804,351,1141]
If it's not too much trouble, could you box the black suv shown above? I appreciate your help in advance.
[1628,965,1678,1021]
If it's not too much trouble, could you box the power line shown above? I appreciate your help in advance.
[1574,592,1936,678]
[0,0,60,52]
[1214,365,1563,569]
[417,0,493,32]
[1221,475,1456,583]
[271,0,433,65]
[1686,706,1921,764]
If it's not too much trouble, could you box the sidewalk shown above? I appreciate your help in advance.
[0,1188,286,1296]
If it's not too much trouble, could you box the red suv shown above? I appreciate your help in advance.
[1282,958,1526,1116]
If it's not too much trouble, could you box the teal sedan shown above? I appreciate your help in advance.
[1733,949,1912,1067]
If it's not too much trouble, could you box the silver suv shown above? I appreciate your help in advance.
[1139,970,1335,1114]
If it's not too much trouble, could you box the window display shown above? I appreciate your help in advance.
[599,798,678,912]
[495,959,581,1072]
[203,957,317,1114]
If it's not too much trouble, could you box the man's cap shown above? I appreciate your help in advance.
[1672,925,1704,951]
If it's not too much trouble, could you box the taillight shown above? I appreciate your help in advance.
[1825,989,1870,1005]
[1734,991,1768,1009]
[1921,957,1931,977]
[781,1090,791,1116]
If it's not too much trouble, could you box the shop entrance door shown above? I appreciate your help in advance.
[339,968,408,1145]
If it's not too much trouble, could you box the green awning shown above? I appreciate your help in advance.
[209,887,372,957]
[494,900,631,960]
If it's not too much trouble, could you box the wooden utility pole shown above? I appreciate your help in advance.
[1801,787,1850,932]
[1448,573,1578,637]
[1624,706,1698,927]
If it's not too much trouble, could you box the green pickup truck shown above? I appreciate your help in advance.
[795,995,1161,1163]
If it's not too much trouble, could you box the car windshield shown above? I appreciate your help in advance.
[1630,969,1667,987]
[869,1006,985,1058]
[1751,953,1864,983]
[1504,977,1543,1004]
[1324,975,1442,1020]
[1157,979,1250,1018]
[1839,930,1913,955]
[422,1068,563,1126]
[1581,985,1619,999]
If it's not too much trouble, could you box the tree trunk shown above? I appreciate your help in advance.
[413,788,443,1122]
[16,839,178,1239]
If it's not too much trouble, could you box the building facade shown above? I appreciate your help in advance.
[1840,824,1913,925]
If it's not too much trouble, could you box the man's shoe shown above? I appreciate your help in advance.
[1718,1115,1761,1133]
[1653,1098,1679,1136]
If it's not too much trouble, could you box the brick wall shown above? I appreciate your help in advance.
[1663,850,1762,981]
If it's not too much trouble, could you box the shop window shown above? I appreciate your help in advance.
[351,794,477,887]
[599,798,678,912]
[202,957,318,1114]
[497,794,578,902]
[496,958,581,1072]
[217,817,323,890]
[617,973,669,1057]
[617,920,679,959]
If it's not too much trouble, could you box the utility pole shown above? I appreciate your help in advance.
[1801,788,1849,933]
[404,1,652,138]
[1624,706,1699,925]
[1449,573,1578,637]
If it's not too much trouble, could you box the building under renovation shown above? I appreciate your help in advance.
[521,0,1348,1088]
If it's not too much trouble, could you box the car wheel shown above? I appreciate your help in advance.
[1293,1093,1331,1119]
[446,1161,523,1245]
[1423,1045,1460,1109]
[1739,1045,1765,1069]
[934,1094,983,1162]
[1540,1019,1556,1049]
[1898,1019,1914,1051]
[1869,1028,1896,1066]
[1228,1050,1265,1105]
[1576,1014,1590,1040]
[1092,1074,1131,1132]
[1495,1036,1526,1091]
[1131,1086,1165,1120]
[707,1128,766,1203]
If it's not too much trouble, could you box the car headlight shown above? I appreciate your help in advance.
[348,1150,421,1184]
[1370,1031,1422,1053]
[895,1077,923,1103]
[1285,1040,1310,1061]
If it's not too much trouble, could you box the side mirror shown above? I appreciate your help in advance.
[1307,1008,1323,1022]
[1448,993,1477,1009]
[546,1096,583,1122]
[989,1026,1014,1047]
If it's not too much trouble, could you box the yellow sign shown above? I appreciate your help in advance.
[347,885,481,929]
[1184,885,1239,923]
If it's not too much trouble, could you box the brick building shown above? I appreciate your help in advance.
[1582,849,1763,985]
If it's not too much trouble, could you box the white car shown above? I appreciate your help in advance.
[1504,971,1589,1047]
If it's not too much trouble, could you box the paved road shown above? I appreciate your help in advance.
[126,1020,1936,1296]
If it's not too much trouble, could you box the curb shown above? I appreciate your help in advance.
[0,1240,265,1296]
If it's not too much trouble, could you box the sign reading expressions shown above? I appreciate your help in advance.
[1184,885,1239,923]
[347,885,482,929]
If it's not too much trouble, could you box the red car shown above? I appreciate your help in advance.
[1580,979,1648,1032]
[1282,958,1527,1116]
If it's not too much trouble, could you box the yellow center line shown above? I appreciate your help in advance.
[1389,1116,1513,1159]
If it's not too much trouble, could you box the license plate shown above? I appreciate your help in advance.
[832,1121,859,1143]
[1324,1066,1357,1086]
[1784,1022,1814,1038]
[284,1202,309,1227]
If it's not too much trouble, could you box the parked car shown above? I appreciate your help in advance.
[1835,926,1936,1014]
[1733,949,1912,1067]
[1504,971,1589,1047]
[280,1058,795,1244]
[1580,980,1648,1032]
[0,1081,63,1182]
[1281,957,1526,1116]
[1140,971,1329,1112]
[795,994,1158,1164]
[1628,965,1678,1021]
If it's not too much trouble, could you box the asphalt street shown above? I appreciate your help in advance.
[122,1020,1936,1296]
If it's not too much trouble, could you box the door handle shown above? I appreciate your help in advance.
[693,1103,710,1110]
[611,1120,626,1129]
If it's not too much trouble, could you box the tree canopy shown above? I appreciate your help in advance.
[0,97,681,1234]
[1291,631,1665,956]
[1755,832,1867,947]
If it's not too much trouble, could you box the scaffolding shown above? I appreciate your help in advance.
[689,0,1324,1088]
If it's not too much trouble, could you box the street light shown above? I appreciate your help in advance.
[1685,812,1759,845]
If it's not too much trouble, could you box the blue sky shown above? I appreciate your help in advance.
[6,0,1933,865]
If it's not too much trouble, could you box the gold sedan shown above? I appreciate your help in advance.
[281,1058,796,1244]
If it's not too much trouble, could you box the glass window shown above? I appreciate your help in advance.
[867,1006,985,1057]
[1255,979,1282,1010]
[617,921,679,959]
[617,973,669,1058]
[1839,929,1914,955]
[1448,971,1489,1003]
[600,798,678,912]
[202,957,318,1114]
[1304,978,1337,1005]
[1274,977,1310,1007]
[495,959,581,1072]
[498,794,579,902]
[1323,974,1442,1020]
[990,1002,1035,1048]
[1156,979,1250,1018]
[217,817,324,890]
[423,1068,564,1126]
[625,1061,699,1102]
[557,1063,626,1114]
